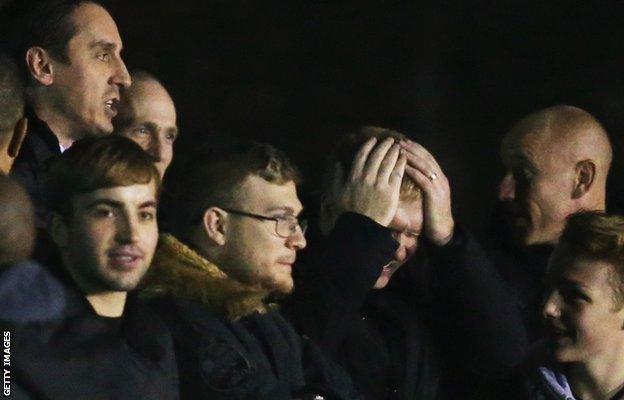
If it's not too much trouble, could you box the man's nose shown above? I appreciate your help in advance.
[147,135,164,162]
[498,173,516,201]
[115,214,139,243]
[542,289,562,320]
[111,57,132,88]
[287,226,307,251]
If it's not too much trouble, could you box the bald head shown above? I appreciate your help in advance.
[498,105,612,246]
[0,175,35,266]
[113,71,178,177]
[0,54,28,175]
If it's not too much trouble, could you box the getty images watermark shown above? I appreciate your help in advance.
[3,331,10,397]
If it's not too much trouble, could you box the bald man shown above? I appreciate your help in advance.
[0,56,66,324]
[113,70,178,177]
[498,105,611,246]
[493,105,612,341]
[0,54,28,175]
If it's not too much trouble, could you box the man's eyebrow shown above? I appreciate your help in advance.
[140,122,178,136]
[266,206,304,216]
[86,199,157,209]
[89,40,117,51]
[510,154,537,171]
[86,199,123,209]
[139,200,158,209]
[560,279,593,301]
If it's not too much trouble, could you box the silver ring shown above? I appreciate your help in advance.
[428,172,438,181]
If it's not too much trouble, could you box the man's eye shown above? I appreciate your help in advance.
[560,288,588,304]
[513,168,534,184]
[97,53,110,62]
[139,211,155,221]
[94,208,115,218]
[165,132,177,142]
[132,127,149,136]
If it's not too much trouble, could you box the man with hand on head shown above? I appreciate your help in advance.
[282,126,527,400]
[114,70,178,178]
[4,136,178,399]
[2,0,131,223]
[141,139,361,400]
[493,105,612,341]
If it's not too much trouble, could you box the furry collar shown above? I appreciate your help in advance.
[141,234,271,321]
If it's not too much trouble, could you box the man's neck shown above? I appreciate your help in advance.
[568,344,624,400]
[86,291,127,317]
[30,100,76,149]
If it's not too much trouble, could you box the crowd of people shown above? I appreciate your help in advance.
[1,1,624,399]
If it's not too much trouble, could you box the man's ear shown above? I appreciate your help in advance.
[25,47,55,86]
[8,117,28,158]
[49,212,69,249]
[572,159,596,199]
[201,207,227,246]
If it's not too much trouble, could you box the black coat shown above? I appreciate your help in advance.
[283,213,529,400]
[10,109,61,228]
[490,244,554,342]
[142,234,362,400]
[151,296,361,400]
[2,270,179,399]
[0,261,66,323]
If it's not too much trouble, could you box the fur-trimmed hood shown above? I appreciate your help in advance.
[141,234,271,321]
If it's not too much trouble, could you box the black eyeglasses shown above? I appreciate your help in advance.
[221,208,307,238]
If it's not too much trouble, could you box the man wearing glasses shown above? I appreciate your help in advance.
[141,140,360,399]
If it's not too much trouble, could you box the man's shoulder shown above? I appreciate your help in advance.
[0,261,68,324]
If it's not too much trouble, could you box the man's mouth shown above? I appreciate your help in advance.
[547,323,570,340]
[104,99,118,115]
[107,246,144,269]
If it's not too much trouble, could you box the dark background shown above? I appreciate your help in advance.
[29,1,624,237]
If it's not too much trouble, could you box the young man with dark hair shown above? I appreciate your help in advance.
[505,211,624,400]
[282,126,527,399]
[2,0,131,224]
[3,136,178,399]
[114,70,179,178]
[141,140,361,399]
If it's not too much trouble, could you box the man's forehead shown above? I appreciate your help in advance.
[75,182,158,206]
[128,81,177,123]
[70,3,123,49]
[235,175,302,214]
[502,128,545,163]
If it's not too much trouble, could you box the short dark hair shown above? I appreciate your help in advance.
[46,135,161,221]
[0,53,23,132]
[1,0,104,78]
[163,139,301,238]
[555,211,624,309]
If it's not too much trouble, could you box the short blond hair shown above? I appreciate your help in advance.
[556,211,624,309]
[323,126,421,201]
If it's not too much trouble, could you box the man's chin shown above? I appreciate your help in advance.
[266,277,294,296]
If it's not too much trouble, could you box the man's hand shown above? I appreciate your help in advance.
[333,137,406,227]
[400,139,454,246]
